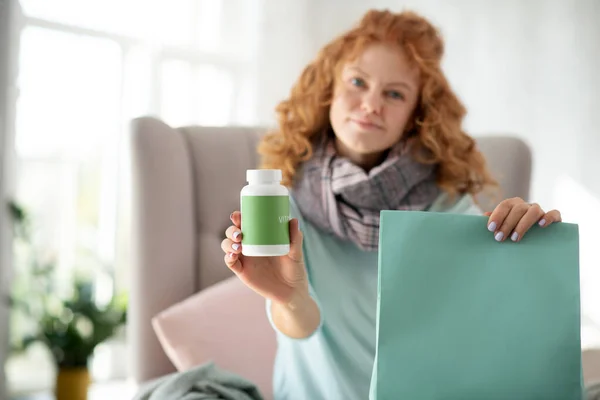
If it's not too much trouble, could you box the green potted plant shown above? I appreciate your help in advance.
[6,201,127,400]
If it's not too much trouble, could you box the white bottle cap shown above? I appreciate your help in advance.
[246,169,282,184]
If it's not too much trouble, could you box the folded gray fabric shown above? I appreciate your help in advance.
[587,381,600,400]
[133,362,264,400]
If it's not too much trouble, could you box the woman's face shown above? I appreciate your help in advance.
[329,43,420,169]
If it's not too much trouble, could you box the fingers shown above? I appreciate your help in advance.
[486,198,561,243]
[221,236,242,255]
[225,225,242,242]
[223,251,243,274]
[221,235,243,274]
[539,209,562,228]
[509,203,545,242]
[288,218,304,263]
[487,198,520,240]
[230,211,241,228]
[223,211,243,273]
[493,202,532,242]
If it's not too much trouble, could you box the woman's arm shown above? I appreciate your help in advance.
[270,288,321,339]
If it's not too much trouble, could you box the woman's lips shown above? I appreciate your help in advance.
[351,118,383,130]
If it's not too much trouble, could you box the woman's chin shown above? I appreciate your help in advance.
[335,133,393,158]
[345,140,389,155]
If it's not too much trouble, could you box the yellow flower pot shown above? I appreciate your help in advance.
[55,367,90,400]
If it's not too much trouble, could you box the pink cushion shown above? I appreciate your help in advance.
[152,276,276,399]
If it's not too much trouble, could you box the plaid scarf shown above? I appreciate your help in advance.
[292,135,441,251]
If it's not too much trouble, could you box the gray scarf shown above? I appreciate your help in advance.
[292,135,441,251]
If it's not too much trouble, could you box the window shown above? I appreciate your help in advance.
[6,0,260,394]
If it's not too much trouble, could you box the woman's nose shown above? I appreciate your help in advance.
[361,91,383,115]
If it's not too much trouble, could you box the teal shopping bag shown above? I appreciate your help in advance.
[371,211,583,400]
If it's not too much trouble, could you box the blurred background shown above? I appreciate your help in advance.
[0,0,598,399]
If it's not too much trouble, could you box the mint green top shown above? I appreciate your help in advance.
[266,193,483,400]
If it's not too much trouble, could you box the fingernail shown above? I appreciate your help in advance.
[539,219,546,227]
[488,222,497,232]
[511,232,519,242]
[233,231,240,239]
[495,232,504,242]
[230,213,234,220]
[232,243,240,251]
[228,252,235,258]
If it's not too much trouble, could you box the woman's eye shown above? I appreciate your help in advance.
[387,90,405,100]
[351,77,366,87]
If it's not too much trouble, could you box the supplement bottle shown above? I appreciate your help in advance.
[240,169,290,256]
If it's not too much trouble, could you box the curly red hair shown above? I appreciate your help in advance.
[258,9,497,197]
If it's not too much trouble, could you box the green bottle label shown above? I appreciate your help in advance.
[241,195,290,245]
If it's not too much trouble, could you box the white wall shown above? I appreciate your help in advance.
[254,0,600,346]
[254,0,320,125]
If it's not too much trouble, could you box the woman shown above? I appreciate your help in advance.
[221,9,561,400]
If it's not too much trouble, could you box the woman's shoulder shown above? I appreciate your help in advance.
[428,192,484,216]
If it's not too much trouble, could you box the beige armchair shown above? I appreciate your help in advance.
[127,116,599,394]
